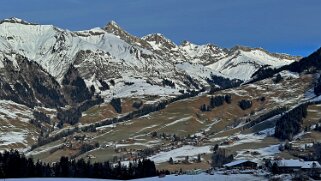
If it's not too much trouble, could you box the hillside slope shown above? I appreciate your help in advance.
[0,17,302,156]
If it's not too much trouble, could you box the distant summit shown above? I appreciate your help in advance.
[104,20,152,49]
[0,17,37,25]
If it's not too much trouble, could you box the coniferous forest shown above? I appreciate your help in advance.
[0,150,158,180]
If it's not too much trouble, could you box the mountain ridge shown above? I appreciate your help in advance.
[0,17,301,101]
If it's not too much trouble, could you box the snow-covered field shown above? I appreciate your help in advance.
[0,131,27,146]
[149,145,212,163]
[3,173,267,181]
[235,144,281,161]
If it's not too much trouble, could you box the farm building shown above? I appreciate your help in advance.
[223,160,258,170]
[275,160,321,173]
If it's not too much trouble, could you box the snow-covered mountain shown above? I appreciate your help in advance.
[206,46,297,80]
[0,17,314,155]
[0,17,299,104]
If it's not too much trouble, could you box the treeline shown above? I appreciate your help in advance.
[184,75,200,89]
[206,74,243,91]
[56,95,104,127]
[274,103,308,140]
[31,128,77,150]
[0,150,158,180]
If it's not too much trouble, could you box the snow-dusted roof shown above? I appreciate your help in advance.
[276,160,321,169]
[276,160,303,167]
[302,161,321,169]
[224,160,257,167]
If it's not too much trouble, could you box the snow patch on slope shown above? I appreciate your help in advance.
[0,100,33,122]
[0,131,27,146]
[149,145,211,163]
[207,49,294,80]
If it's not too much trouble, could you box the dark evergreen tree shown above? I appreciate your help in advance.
[110,98,122,113]
[271,162,279,174]
[238,99,252,110]
[109,79,115,86]
[225,94,232,104]
[200,104,210,112]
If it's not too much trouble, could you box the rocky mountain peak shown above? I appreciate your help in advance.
[142,33,176,50]
[104,20,132,38]
[180,40,192,47]
[230,45,255,52]
[105,20,121,31]
[104,20,152,49]
[0,17,36,25]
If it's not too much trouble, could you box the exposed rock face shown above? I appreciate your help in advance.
[0,53,65,108]
[62,65,93,105]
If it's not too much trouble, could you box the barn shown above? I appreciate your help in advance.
[275,159,321,174]
[223,160,258,170]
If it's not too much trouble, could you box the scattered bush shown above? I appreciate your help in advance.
[200,104,211,112]
[132,101,143,109]
[272,74,283,83]
[162,79,175,88]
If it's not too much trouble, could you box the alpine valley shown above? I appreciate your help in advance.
[1,17,321,172]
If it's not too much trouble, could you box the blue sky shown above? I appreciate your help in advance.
[1,0,321,56]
